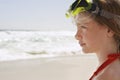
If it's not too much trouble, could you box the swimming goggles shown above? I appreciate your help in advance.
[66,0,120,19]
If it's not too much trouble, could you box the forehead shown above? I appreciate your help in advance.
[74,12,95,23]
[73,13,109,31]
[74,12,95,25]
[74,15,104,30]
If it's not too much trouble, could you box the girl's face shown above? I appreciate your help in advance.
[75,18,110,53]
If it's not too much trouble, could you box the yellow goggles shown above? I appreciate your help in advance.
[66,0,93,18]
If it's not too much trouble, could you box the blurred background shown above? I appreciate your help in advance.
[0,0,75,31]
[0,0,82,61]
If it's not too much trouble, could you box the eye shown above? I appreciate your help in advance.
[80,26,87,29]
[76,24,87,30]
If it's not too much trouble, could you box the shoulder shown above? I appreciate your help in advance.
[96,64,120,80]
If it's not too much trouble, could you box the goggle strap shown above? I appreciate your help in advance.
[98,9,120,19]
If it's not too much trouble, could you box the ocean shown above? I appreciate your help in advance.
[0,31,82,61]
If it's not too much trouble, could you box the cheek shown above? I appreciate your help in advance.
[83,31,94,40]
[83,32,101,45]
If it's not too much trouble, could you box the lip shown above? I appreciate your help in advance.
[79,42,86,46]
[80,43,86,46]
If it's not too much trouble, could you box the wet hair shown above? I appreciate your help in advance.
[93,0,120,52]
[74,0,120,52]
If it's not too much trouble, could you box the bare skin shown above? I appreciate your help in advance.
[75,18,120,80]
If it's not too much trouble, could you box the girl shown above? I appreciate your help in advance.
[66,0,120,80]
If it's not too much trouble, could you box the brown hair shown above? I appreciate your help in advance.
[93,0,120,52]
[73,0,120,52]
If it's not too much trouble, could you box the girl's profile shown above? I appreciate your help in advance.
[66,0,120,80]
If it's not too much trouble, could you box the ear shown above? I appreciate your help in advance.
[107,28,114,37]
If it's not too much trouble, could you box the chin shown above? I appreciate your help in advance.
[82,49,93,54]
[82,51,91,54]
[82,51,94,54]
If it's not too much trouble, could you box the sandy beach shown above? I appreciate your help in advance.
[0,55,98,80]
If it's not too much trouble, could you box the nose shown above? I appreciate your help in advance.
[75,31,82,40]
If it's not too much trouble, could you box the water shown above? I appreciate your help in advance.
[0,31,81,61]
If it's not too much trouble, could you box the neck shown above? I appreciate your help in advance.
[96,45,118,65]
[96,52,109,65]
